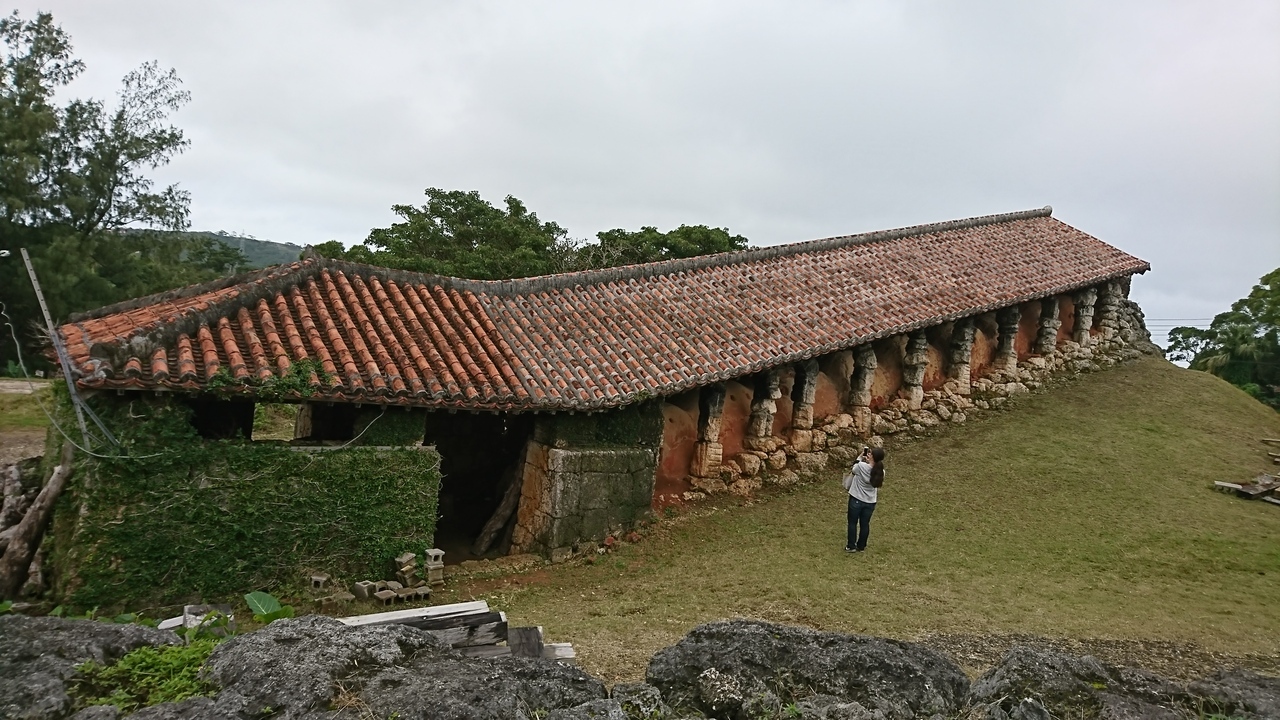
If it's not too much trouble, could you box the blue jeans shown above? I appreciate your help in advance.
[847,496,876,550]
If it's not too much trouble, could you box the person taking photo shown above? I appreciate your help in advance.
[843,446,885,553]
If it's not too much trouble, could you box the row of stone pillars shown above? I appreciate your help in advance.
[688,287,1113,479]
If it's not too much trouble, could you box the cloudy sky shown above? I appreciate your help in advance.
[15,1,1280,345]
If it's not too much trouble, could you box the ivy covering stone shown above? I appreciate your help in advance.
[44,389,440,609]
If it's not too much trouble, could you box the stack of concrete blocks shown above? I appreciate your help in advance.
[306,573,356,610]
[395,552,421,588]
[426,548,445,587]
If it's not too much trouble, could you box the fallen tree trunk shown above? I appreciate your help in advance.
[472,464,524,556]
[0,441,74,599]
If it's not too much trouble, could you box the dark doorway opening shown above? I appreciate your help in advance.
[427,412,533,564]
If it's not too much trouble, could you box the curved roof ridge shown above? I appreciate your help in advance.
[433,205,1056,295]
[71,206,1054,322]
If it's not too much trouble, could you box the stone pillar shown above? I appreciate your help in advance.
[900,330,929,410]
[1096,281,1123,342]
[690,383,726,477]
[744,369,781,450]
[849,345,877,435]
[995,306,1021,371]
[1072,287,1098,346]
[1034,297,1061,356]
[790,360,819,451]
[947,318,976,395]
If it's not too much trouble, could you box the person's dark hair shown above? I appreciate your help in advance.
[869,447,886,488]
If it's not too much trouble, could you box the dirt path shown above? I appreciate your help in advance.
[0,429,46,465]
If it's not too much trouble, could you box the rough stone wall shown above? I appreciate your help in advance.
[509,443,657,559]
[510,403,662,560]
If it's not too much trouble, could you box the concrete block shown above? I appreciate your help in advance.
[385,580,403,591]
[310,573,329,591]
[374,589,396,606]
[395,552,416,568]
[353,581,376,601]
[415,586,431,600]
[428,566,445,587]
[425,548,445,567]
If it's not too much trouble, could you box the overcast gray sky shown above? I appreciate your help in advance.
[15,1,1280,345]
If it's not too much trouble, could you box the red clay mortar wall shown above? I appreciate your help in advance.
[970,314,999,379]
[870,336,905,410]
[772,366,796,437]
[656,390,699,505]
[1057,296,1075,343]
[1016,301,1041,359]
[816,351,853,420]
[718,380,753,461]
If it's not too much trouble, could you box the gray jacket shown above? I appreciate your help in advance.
[843,459,879,504]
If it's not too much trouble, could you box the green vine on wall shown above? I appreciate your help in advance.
[46,391,441,610]
[204,358,335,401]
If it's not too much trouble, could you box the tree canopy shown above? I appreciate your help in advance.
[1167,267,1280,409]
[317,187,750,278]
[0,11,242,371]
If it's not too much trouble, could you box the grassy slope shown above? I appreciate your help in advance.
[0,381,52,431]
[438,357,1280,682]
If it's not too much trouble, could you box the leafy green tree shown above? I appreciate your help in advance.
[581,224,749,268]
[328,188,752,279]
[1168,268,1280,409]
[0,12,234,369]
[326,188,570,279]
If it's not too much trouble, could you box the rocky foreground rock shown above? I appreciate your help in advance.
[2,615,1277,719]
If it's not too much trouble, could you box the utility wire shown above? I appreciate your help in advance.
[2,301,165,460]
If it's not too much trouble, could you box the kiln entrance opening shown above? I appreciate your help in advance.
[426,412,533,563]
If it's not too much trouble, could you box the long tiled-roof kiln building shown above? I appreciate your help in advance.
[58,206,1155,563]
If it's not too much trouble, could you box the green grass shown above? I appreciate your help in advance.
[0,380,53,431]
[438,357,1280,682]
[71,638,219,712]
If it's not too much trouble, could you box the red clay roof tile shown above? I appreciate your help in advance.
[58,208,1148,411]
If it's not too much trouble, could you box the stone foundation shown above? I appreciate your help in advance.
[509,404,663,559]
[509,444,657,558]
[682,289,1156,492]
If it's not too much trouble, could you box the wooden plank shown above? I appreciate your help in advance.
[509,626,545,659]
[1214,482,1242,492]
[402,611,504,632]
[1236,485,1271,500]
[424,613,507,648]
[336,600,490,627]
[1262,496,1280,507]
[457,644,512,659]
[1261,438,1280,445]
[541,642,576,663]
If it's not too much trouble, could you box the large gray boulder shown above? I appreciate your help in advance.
[971,645,1280,720]
[0,615,180,720]
[645,619,970,719]
[135,615,606,720]
[1190,668,1280,719]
